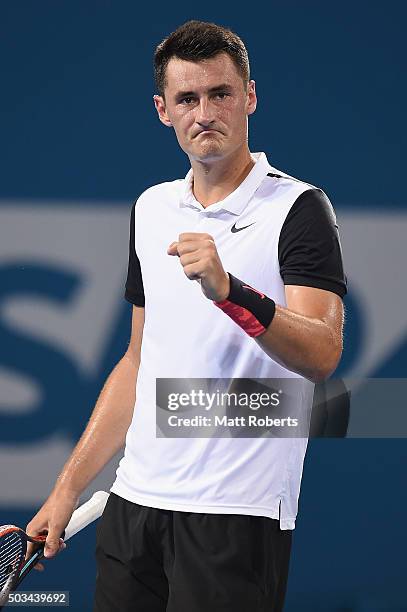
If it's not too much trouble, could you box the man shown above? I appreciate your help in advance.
[27,20,347,611]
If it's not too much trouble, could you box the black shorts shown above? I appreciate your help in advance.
[94,493,292,612]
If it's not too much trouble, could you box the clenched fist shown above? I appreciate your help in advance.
[167,233,230,302]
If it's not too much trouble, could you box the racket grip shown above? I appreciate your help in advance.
[63,491,109,541]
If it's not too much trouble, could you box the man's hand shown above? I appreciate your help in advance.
[25,489,79,570]
[167,233,230,301]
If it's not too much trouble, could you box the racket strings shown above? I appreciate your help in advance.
[0,533,24,591]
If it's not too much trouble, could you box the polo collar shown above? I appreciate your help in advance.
[180,152,271,215]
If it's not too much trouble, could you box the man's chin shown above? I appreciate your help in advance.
[189,144,225,163]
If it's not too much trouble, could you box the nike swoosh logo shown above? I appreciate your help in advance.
[231,222,256,233]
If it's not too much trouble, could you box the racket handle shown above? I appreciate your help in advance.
[63,491,109,541]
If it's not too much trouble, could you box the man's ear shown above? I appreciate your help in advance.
[246,80,257,116]
[153,95,173,127]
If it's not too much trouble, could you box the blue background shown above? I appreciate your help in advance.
[1,1,406,610]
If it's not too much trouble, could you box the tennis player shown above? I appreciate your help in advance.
[26,20,347,611]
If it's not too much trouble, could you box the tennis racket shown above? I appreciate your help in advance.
[0,490,109,608]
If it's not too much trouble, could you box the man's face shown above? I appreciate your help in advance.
[154,53,257,163]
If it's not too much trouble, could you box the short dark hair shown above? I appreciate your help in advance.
[154,20,250,97]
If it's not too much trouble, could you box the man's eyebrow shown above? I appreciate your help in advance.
[175,84,233,98]
[175,90,195,99]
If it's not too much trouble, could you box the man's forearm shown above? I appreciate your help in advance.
[212,274,344,383]
[53,351,139,497]
[255,304,343,383]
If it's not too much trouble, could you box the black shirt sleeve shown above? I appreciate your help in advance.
[124,201,145,306]
[278,189,347,298]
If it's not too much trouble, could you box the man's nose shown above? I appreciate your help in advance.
[196,97,215,126]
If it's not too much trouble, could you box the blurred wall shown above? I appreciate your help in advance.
[1,2,406,610]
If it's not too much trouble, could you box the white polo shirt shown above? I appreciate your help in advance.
[111,152,347,529]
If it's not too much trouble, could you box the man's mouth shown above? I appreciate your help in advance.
[195,129,220,137]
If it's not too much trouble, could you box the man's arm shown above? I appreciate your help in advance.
[168,234,344,384]
[26,305,144,564]
[255,285,344,383]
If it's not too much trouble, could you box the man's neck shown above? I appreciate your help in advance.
[190,147,255,208]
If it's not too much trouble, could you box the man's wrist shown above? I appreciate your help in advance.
[214,273,276,337]
[217,271,231,302]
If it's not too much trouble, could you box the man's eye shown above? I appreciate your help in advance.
[180,97,195,104]
[214,93,228,100]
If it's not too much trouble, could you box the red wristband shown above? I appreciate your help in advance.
[214,274,276,337]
